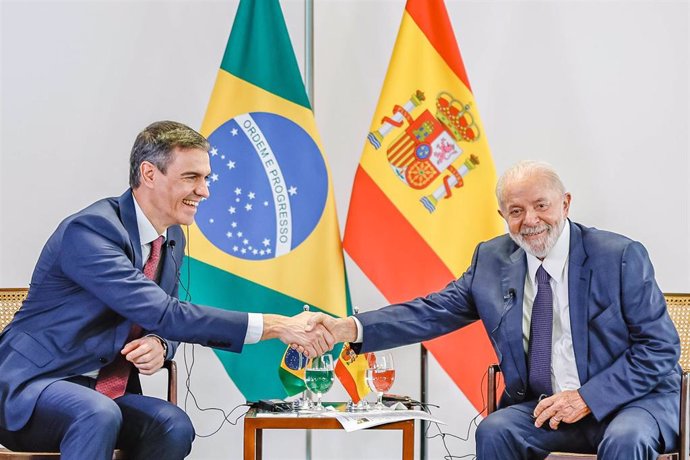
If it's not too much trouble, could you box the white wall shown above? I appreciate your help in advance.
[1,1,688,459]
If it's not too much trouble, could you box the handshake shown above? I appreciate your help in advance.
[263,311,358,358]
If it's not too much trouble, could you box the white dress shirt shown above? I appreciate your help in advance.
[523,221,580,392]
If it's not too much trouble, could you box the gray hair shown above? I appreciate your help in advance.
[496,160,566,211]
[129,121,210,188]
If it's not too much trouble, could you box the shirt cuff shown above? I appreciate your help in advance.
[244,313,263,344]
[352,316,364,343]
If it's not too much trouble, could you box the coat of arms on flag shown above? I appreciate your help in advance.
[368,90,481,212]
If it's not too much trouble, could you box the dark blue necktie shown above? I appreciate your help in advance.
[528,265,553,397]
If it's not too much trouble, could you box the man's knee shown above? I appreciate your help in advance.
[152,403,195,454]
[78,397,122,434]
[599,411,661,459]
[476,410,519,450]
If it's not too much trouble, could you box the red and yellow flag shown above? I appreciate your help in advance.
[334,343,370,403]
[343,0,503,411]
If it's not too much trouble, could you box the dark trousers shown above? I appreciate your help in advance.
[0,376,194,460]
[476,399,669,460]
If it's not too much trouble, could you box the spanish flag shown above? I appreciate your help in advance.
[186,0,349,401]
[334,343,370,403]
[343,0,503,411]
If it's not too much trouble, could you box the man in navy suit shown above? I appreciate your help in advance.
[0,121,333,459]
[314,161,680,459]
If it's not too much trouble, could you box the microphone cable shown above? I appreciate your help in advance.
[168,225,250,437]
[420,366,503,460]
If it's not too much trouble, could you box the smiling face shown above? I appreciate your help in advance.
[498,172,571,259]
[136,147,211,233]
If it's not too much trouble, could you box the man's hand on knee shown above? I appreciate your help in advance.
[533,390,592,430]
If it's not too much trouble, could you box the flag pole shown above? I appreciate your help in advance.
[304,0,314,107]
[421,345,428,459]
[304,3,314,460]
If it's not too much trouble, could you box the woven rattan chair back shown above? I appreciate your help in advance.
[665,293,690,371]
[0,288,28,332]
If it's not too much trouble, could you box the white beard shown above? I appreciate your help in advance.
[509,216,566,259]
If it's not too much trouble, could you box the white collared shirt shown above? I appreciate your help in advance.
[133,195,166,262]
[523,221,581,392]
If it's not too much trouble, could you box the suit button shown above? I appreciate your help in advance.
[99,357,108,364]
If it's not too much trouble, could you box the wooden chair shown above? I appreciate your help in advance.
[0,288,178,459]
[487,293,690,460]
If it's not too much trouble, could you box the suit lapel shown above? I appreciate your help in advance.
[118,189,143,270]
[568,222,590,383]
[499,246,529,388]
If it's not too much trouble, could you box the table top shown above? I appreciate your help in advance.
[244,407,415,431]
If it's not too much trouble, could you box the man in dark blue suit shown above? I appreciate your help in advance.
[0,121,333,459]
[314,161,680,459]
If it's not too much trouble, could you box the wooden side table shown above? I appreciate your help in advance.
[243,408,415,460]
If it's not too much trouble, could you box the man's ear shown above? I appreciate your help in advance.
[497,208,505,220]
[139,161,157,189]
[562,192,572,217]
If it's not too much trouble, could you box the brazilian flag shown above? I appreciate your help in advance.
[185,0,350,401]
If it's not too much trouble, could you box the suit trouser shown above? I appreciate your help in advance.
[0,376,194,460]
[475,399,669,460]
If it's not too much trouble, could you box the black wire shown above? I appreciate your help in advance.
[420,366,502,460]
[168,225,249,438]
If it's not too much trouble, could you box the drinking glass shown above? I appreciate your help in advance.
[304,354,334,411]
[365,352,395,410]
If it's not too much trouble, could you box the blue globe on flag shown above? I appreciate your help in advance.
[197,112,328,261]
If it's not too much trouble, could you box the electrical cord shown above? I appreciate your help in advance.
[420,366,504,460]
[167,225,250,438]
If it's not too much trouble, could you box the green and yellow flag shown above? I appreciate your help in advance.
[186,0,349,401]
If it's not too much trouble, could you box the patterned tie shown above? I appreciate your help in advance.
[95,235,164,399]
[528,265,553,397]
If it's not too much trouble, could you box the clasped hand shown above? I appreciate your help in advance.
[283,312,354,358]
[280,311,336,358]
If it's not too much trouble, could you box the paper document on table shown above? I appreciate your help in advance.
[332,409,445,432]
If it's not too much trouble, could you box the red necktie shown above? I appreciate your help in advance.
[95,235,164,399]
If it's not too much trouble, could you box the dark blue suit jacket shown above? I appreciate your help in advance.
[356,221,680,447]
[0,190,249,431]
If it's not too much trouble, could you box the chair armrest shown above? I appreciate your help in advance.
[487,364,501,415]
[163,360,177,405]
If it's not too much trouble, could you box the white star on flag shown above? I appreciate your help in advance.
[245,203,253,211]
[210,147,218,156]
[234,187,242,195]
[227,160,236,170]
[288,186,298,196]
[231,128,238,136]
